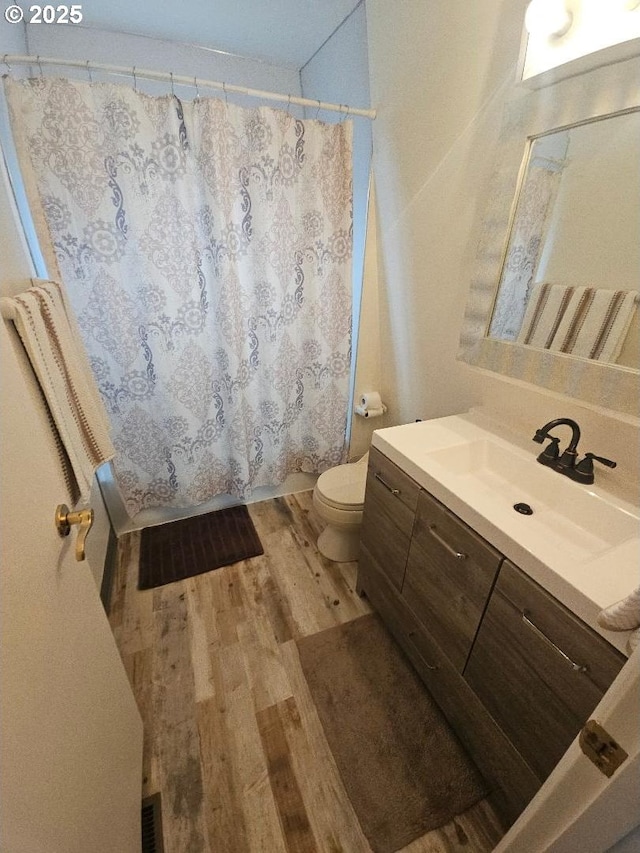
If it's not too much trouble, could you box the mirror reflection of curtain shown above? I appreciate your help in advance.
[488,133,568,341]
[5,77,353,516]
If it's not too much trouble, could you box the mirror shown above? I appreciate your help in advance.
[458,56,640,419]
[488,110,639,369]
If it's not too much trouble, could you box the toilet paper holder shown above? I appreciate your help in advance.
[355,391,387,418]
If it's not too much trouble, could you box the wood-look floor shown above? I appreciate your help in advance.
[109,490,504,853]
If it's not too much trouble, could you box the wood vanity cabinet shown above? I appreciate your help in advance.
[403,490,502,672]
[465,560,626,782]
[357,447,627,828]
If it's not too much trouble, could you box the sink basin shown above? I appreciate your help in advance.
[424,439,639,561]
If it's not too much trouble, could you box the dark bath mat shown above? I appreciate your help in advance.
[138,505,263,590]
[297,613,487,853]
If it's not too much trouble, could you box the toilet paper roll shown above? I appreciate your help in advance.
[360,391,383,410]
[355,404,385,418]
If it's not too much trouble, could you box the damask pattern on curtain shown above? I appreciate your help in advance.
[5,77,353,515]
[488,163,563,341]
[488,130,569,342]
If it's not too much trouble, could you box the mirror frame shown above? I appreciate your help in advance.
[458,55,640,420]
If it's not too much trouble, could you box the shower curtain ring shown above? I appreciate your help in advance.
[132,66,137,91]
[194,76,200,101]
[170,71,175,96]
[222,82,228,105]
[86,60,93,84]
[37,55,43,78]
[287,94,292,115]
[315,99,321,120]
[3,55,11,75]
[340,105,350,123]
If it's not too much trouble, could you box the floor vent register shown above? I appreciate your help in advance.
[141,792,165,853]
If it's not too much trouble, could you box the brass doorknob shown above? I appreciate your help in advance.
[55,504,94,562]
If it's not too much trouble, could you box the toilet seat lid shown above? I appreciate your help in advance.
[316,463,367,508]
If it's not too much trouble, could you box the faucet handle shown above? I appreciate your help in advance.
[536,436,560,467]
[574,453,617,484]
[588,453,616,469]
[576,453,617,472]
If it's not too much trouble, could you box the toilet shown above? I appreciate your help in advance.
[312,452,369,562]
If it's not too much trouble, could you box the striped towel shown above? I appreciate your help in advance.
[598,586,640,631]
[1,279,114,501]
[516,283,576,349]
[549,287,637,363]
[598,586,640,655]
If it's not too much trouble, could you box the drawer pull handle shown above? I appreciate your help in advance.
[428,525,468,561]
[521,611,588,673]
[375,472,400,495]
[408,631,438,670]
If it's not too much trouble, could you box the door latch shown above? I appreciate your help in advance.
[579,719,628,778]
[55,504,94,562]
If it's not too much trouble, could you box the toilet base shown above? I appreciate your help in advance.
[317,524,361,563]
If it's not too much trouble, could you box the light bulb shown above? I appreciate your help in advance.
[525,0,573,38]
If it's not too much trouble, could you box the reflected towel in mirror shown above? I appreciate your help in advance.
[517,282,576,349]
[549,287,637,362]
[517,283,637,363]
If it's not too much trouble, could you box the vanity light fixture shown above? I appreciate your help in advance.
[525,0,573,38]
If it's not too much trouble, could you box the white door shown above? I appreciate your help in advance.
[0,125,142,852]
[0,318,143,853]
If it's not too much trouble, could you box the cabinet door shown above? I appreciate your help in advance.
[357,543,541,828]
[402,490,502,671]
[358,447,420,591]
[465,561,626,782]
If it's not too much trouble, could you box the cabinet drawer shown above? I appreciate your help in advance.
[364,446,420,533]
[359,447,420,589]
[358,545,540,828]
[465,561,626,782]
[403,490,502,671]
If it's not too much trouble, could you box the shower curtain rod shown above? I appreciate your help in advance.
[2,54,377,120]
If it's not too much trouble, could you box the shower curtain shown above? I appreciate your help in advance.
[5,77,353,515]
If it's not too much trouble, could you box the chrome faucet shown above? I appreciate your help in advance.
[532,418,616,484]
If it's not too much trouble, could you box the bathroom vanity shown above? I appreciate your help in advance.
[356,416,637,827]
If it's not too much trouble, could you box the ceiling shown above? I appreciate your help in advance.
[74,0,364,69]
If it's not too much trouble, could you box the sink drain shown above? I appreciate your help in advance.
[513,502,534,515]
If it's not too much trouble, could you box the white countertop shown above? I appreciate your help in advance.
[371,413,640,656]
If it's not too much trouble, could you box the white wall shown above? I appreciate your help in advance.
[366,0,639,497]
[0,17,26,53]
[367,0,525,424]
[350,181,386,459]
[25,23,301,101]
